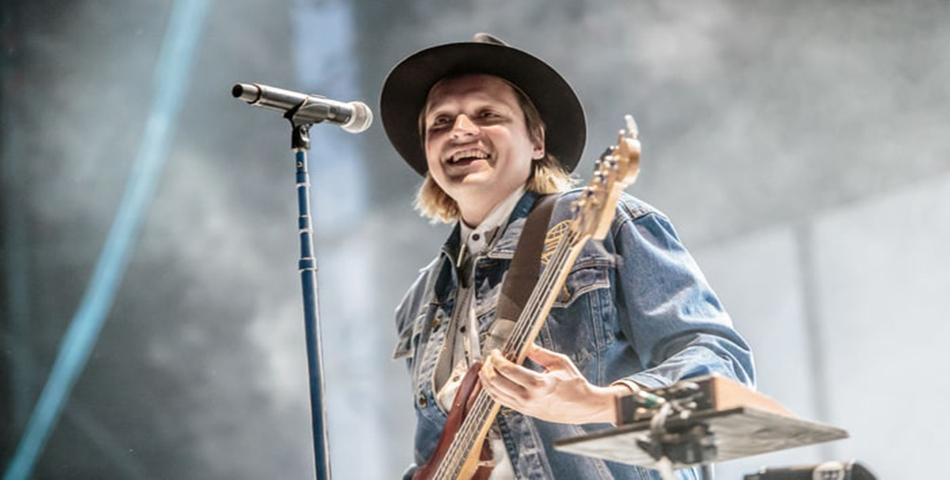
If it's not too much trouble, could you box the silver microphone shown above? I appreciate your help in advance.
[232,83,373,133]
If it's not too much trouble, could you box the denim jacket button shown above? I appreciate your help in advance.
[431,318,441,329]
[557,286,570,303]
[418,395,428,408]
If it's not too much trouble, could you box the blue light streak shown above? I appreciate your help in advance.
[3,0,212,477]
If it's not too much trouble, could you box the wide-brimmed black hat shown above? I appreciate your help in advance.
[380,33,586,176]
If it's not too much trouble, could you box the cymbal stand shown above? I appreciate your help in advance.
[635,386,718,480]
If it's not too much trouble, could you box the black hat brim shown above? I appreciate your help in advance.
[381,41,586,176]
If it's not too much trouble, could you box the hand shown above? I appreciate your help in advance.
[477,345,629,425]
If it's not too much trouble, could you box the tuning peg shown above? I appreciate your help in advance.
[573,193,588,211]
[624,115,639,140]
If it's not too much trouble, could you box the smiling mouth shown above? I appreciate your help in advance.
[445,149,491,165]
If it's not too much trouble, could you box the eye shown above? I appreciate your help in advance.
[478,110,500,119]
[428,116,451,130]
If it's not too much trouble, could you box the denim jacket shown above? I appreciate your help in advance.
[393,190,755,479]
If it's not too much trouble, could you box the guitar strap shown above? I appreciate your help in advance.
[485,194,557,352]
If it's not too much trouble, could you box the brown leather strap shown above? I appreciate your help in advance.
[495,194,557,323]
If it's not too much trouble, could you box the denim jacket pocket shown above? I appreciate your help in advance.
[552,264,611,309]
[543,264,613,370]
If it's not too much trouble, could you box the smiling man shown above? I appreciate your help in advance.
[381,34,755,479]
[423,74,543,226]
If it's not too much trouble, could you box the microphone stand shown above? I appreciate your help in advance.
[235,82,369,480]
[287,106,331,480]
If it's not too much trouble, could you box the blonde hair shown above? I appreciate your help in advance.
[414,77,577,223]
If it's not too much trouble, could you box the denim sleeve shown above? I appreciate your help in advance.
[611,208,755,389]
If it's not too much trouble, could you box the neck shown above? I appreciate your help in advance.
[459,204,493,228]
[458,185,524,227]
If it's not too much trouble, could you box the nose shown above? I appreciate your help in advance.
[450,114,478,139]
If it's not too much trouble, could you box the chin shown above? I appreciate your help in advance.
[447,170,493,187]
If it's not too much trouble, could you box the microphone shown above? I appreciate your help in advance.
[232,83,373,133]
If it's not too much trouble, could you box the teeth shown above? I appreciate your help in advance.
[448,150,489,164]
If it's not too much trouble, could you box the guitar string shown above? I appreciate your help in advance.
[438,235,576,479]
[445,202,609,476]
[436,227,582,478]
[503,229,584,356]
[441,186,614,475]
[436,230,577,478]
[454,229,581,476]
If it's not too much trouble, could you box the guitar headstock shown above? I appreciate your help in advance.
[571,115,642,241]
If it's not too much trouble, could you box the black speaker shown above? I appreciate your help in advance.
[743,460,877,480]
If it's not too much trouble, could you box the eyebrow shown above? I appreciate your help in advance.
[425,97,513,121]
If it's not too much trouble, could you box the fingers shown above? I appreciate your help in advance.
[478,348,606,424]
[483,350,546,389]
[526,344,570,370]
[479,350,551,411]
[479,359,525,409]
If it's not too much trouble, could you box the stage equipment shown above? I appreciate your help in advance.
[744,460,877,480]
[555,375,849,480]
[232,83,373,480]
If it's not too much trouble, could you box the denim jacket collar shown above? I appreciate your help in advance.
[433,191,541,303]
[440,191,540,260]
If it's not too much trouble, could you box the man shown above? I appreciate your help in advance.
[381,34,754,479]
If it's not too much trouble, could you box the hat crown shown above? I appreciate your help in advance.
[472,32,507,46]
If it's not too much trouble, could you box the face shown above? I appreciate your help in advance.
[423,74,545,221]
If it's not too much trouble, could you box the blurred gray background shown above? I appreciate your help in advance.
[2,0,948,478]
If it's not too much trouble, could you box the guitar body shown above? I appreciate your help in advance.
[414,363,493,480]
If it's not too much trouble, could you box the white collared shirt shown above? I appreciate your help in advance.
[459,185,526,259]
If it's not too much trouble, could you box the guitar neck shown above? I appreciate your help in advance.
[502,228,587,362]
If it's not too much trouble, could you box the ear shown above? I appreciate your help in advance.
[531,127,546,160]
